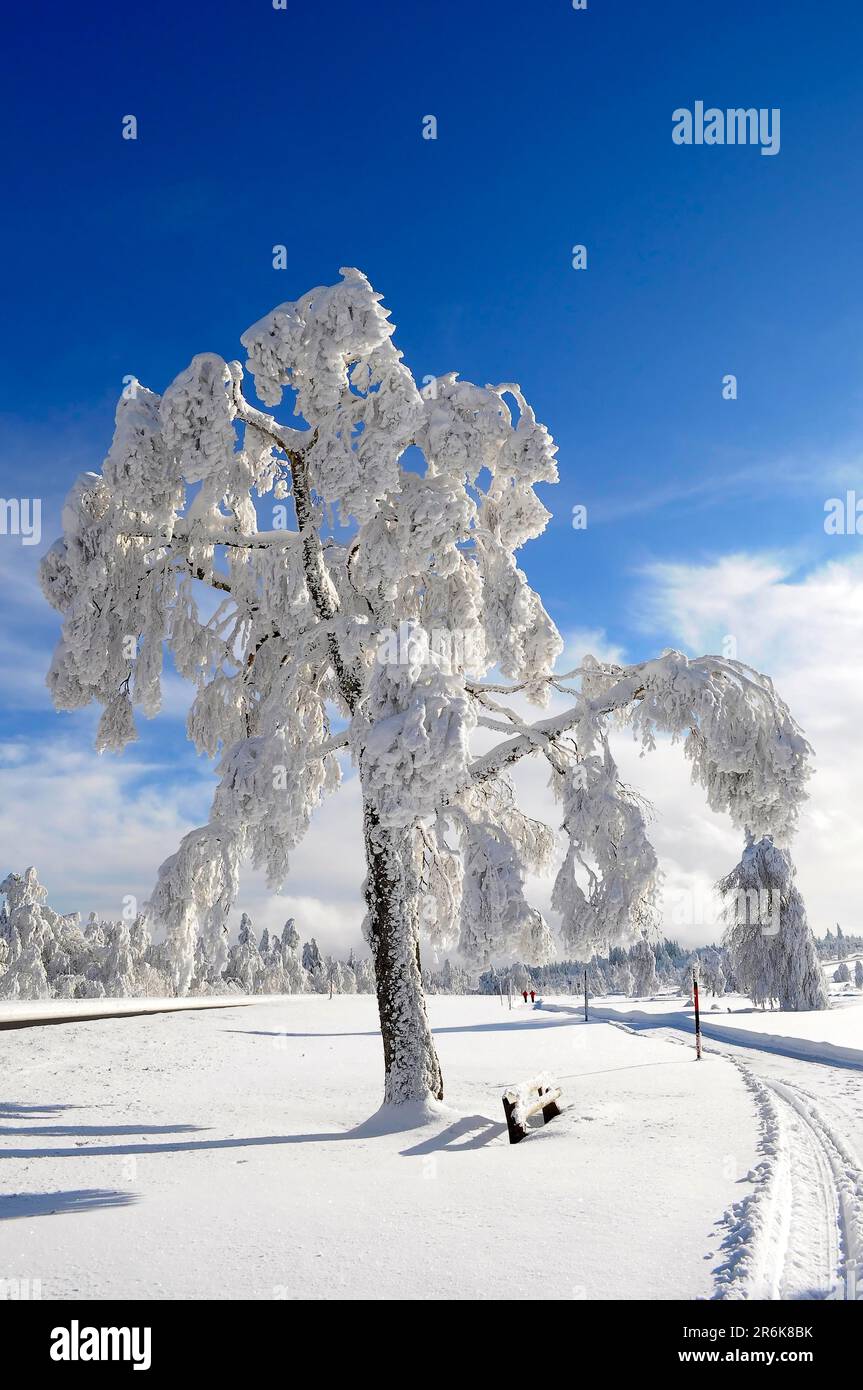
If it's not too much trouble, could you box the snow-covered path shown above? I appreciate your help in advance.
[584,997,863,1301]
[0,997,257,1030]
[1,994,764,1300]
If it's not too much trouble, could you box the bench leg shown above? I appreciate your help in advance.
[502,1095,527,1144]
[540,1087,561,1125]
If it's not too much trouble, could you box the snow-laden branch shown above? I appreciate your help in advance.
[119,519,301,548]
[465,670,646,785]
[458,650,812,959]
[228,367,312,456]
[465,652,809,841]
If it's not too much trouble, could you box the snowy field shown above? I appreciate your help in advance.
[2,993,861,1301]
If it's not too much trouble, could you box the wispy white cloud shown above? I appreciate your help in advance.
[630,549,863,940]
[0,729,367,953]
[0,737,213,920]
[586,449,861,527]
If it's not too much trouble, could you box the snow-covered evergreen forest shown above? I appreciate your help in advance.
[0,868,373,1000]
[815,923,863,959]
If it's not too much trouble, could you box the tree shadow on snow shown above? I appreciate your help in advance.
[400,1115,507,1154]
[0,1189,138,1220]
[0,1107,505,1158]
[0,1101,77,1119]
[0,1134,362,1159]
[0,1100,208,1151]
[226,1015,583,1041]
[0,1122,204,1137]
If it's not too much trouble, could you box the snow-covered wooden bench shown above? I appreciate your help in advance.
[501,1072,562,1144]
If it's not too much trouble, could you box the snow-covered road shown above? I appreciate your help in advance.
[0,997,257,1030]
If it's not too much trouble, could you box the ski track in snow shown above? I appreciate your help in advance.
[598,1007,863,1301]
[760,1075,863,1298]
[712,1066,840,1300]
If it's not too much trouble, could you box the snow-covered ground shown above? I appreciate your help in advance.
[1,993,861,1300]
[587,992,863,1299]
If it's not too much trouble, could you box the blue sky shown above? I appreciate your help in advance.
[2,0,862,946]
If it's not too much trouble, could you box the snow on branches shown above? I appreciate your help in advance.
[551,737,660,958]
[41,268,813,1021]
[160,354,237,489]
[719,836,828,1011]
[579,650,811,841]
[454,782,556,967]
[536,649,811,958]
[241,268,424,523]
[148,823,241,994]
[359,622,476,829]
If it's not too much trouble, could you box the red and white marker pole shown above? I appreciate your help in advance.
[693,967,702,1060]
[583,967,588,1023]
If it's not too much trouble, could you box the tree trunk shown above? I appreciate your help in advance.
[362,802,444,1105]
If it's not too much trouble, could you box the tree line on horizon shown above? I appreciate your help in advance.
[2,848,847,1007]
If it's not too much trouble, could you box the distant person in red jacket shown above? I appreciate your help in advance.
[522,989,528,1003]
[530,989,536,1003]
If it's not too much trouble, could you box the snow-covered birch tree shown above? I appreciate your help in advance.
[41,268,813,1106]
